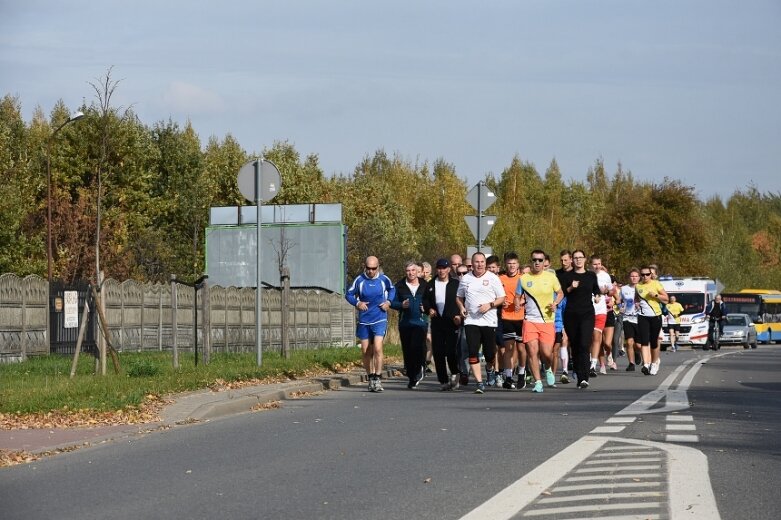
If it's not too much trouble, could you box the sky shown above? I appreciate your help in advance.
[2,0,780,200]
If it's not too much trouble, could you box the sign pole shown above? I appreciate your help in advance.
[477,182,483,252]
[255,159,263,366]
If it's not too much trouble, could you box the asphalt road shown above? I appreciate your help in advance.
[1,346,779,519]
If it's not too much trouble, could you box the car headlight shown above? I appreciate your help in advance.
[691,316,705,324]
[734,331,745,337]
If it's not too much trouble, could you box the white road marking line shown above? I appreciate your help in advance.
[584,457,662,465]
[458,436,608,520]
[522,502,663,517]
[666,414,694,422]
[552,481,662,492]
[601,445,654,451]
[575,464,660,473]
[537,490,666,504]
[565,472,662,482]
[666,434,700,443]
[590,425,626,433]
[551,515,661,520]
[606,417,637,423]
[592,451,657,458]
[666,423,697,431]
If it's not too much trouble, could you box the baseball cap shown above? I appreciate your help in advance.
[435,258,450,269]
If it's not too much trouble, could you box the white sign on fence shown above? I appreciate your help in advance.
[64,291,78,329]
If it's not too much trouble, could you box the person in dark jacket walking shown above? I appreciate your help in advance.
[391,261,430,388]
[424,258,463,390]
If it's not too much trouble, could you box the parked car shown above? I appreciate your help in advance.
[719,313,758,349]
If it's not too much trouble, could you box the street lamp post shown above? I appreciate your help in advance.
[46,111,84,281]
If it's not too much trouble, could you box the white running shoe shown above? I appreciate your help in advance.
[649,362,659,376]
[599,364,607,375]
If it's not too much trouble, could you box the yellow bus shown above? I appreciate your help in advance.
[720,290,781,344]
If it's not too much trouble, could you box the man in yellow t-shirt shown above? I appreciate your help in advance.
[516,250,563,393]
[665,295,684,351]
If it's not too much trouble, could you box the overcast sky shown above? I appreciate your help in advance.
[2,0,779,199]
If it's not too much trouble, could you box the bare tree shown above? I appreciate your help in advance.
[268,226,297,358]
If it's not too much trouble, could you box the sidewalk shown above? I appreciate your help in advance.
[0,370,385,457]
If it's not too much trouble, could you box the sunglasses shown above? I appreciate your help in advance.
[640,272,652,276]
[365,266,378,271]
[531,258,545,263]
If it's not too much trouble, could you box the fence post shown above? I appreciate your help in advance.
[171,274,178,369]
[158,283,163,351]
[201,277,210,365]
[281,268,290,358]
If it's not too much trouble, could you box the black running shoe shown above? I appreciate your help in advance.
[626,363,636,372]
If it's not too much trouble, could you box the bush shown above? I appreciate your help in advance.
[126,359,160,378]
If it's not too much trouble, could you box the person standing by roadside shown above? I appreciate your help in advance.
[345,256,396,392]
[704,294,727,351]
[424,258,462,390]
[559,250,601,389]
[391,261,430,389]
[636,266,669,374]
[456,252,505,394]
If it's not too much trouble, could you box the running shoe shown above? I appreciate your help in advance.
[368,377,376,392]
[608,357,617,370]
[650,362,659,375]
[560,372,570,384]
[626,363,636,372]
[545,368,556,387]
[474,382,485,394]
[589,366,598,378]
[618,348,626,357]
[599,364,607,375]
[486,369,497,387]
[495,373,504,387]
[532,380,544,393]
[450,373,460,390]
[578,380,589,389]
[517,374,527,390]
[641,364,650,375]
[441,382,451,391]
[374,379,384,392]
[502,377,516,390]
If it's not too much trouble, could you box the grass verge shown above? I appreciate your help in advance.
[0,345,402,416]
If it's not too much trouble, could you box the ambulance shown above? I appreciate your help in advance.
[658,276,724,347]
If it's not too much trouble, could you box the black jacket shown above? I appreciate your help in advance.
[423,276,461,323]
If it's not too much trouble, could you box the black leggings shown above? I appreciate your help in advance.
[430,318,460,383]
[464,325,496,365]
[563,311,595,384]
[637,315,663,348]
[399,326,428,381]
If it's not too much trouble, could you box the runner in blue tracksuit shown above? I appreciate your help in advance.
[345,256,396,392]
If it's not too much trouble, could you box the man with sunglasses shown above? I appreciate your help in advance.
[516,250,564,393]
[345,256,396,392]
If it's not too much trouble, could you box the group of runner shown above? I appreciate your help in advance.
[345,250,670,394]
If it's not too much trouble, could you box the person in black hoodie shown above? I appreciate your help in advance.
[423,258,463,390]
[391,261,430,388]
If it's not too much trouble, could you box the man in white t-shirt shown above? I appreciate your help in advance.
[456,252,505,394]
